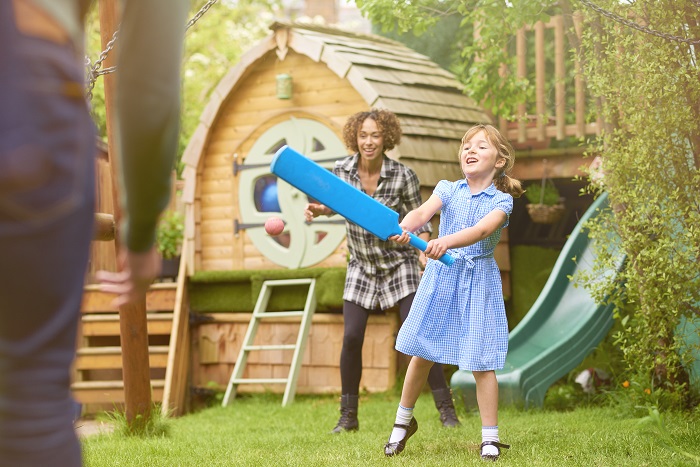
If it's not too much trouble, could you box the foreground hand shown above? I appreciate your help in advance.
[96,246,161,308]
[423,238,449,260]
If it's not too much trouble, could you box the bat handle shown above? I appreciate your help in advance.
[407,233,456,266]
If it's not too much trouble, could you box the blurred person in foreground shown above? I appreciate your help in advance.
[0,1,188,465]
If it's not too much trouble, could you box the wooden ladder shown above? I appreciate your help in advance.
[222,278,317,407]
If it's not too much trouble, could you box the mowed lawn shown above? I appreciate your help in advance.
[81,392,700,467]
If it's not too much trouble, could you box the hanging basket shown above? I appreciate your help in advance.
[527,202,566,224]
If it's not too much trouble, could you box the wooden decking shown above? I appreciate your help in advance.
[72,283,177,413]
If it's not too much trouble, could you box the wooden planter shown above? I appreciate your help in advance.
[527,203,565,224]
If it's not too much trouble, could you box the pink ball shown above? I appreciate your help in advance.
[264,217,285,236]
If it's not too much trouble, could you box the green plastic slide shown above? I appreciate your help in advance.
[451,192,622,408]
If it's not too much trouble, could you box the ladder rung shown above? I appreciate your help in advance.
[231,378,288,385]
[253,311,304,318]
[244,344,296,351]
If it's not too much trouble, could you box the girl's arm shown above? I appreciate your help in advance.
[423,209,507,259]
[399,195,443,232]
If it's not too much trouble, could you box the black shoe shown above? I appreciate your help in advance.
[330,394,359,434]
[480,441,510,461]
[330,407,358,433]
[384,417,418,457]
[432,388,461,427]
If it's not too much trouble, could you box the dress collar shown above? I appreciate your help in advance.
[457,179,498,196]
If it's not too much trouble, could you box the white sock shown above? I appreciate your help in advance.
[481,425,500,456]
[389,405,413,443]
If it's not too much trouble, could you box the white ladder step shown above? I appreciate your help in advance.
[231,378,289,385]
[244,344,296,351]
[253,310,304,318]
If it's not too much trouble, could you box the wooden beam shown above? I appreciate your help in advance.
[98,0,153,428]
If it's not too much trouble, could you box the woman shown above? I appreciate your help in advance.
[304,108,460,433]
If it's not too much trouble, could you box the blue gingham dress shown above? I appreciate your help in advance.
[395,180,513,371]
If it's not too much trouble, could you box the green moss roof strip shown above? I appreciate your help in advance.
[189,267,346,313]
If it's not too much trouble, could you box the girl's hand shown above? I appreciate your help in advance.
[424,238,449,259]
[304,203,328,222]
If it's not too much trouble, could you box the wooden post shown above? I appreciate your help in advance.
[99,0,153,428]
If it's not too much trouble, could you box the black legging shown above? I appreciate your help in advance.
[340,293,448,395]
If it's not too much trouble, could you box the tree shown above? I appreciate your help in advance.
[357,0,700,407]
[85,0,282,171]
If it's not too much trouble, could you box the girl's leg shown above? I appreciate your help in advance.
[398,294,460,426]
[472,370,498,426]
[384,356,433,455]
[473,370,508,459]
[400,356,434,408]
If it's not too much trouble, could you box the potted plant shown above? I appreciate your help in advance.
[524,180,565,224]
[156,210,184,280]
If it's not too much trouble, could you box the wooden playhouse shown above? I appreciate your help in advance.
[177,21,510,401]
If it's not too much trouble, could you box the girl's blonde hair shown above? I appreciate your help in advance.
[460,124,524,198]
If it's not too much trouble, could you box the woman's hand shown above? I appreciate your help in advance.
[304,203,329,222]
[389,231,411,244]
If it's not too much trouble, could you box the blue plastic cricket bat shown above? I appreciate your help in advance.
[270,145,455,266]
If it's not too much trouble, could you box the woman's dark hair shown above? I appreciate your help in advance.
[342,108,402,153]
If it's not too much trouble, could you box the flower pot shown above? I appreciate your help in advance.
[526,202,565,224]
[160,256,181,281]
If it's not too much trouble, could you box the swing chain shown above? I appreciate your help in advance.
[85,0,220,100]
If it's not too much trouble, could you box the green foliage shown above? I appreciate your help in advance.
[573,0,700,406]
[524,180,561,206]
[357,0,560,116]
[359,0,700,409]
[84,1,280,170]
[156,211,184,260]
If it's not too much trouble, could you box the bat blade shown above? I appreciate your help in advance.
[270,145,454,266]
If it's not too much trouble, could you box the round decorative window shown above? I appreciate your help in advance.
[238,117,347,268]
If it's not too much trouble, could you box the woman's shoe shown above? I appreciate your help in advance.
[383,417,418,457]
[480,441,510,461]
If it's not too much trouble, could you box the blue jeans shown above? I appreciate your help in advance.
[0,2,95,465]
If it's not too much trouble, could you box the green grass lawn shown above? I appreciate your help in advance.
[81,392,700,467]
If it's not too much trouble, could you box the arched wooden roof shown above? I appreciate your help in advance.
[181,21,491,203]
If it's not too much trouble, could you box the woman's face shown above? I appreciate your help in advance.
[356,117,384,163]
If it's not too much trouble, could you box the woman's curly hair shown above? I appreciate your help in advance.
[342,108,402,153]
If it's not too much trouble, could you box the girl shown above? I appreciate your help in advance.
[383,124,523,461]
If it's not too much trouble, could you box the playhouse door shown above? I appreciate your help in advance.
[237,117,346,269]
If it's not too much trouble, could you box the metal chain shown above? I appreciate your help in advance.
[85,0,219,100]
[85,28,120,101]
[579,0,700,45]
[186,0,219,30]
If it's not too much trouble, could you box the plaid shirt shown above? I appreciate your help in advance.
[333,154,432,310]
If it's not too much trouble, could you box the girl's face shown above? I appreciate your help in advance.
[357,117,384,163]
[460,130,505,179]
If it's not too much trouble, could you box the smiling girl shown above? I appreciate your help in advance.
[383,124,523,461]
